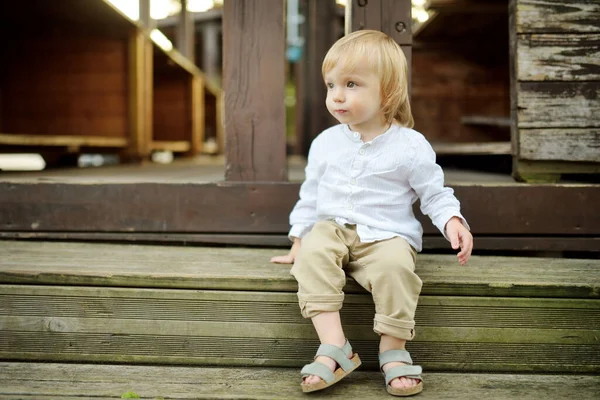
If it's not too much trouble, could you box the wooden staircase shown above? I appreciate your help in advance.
[1,240,599,398]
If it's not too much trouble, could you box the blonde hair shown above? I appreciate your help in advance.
[322,30,414,128]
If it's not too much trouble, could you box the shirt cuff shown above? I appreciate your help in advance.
[288,224,313,241]
[436,212,470,241]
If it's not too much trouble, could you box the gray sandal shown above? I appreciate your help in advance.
[379,349,423,397]
[300,340,361,393]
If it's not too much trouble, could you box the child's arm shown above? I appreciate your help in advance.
[408,137,473,264]
[270,137,325,264]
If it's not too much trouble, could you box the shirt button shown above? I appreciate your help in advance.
[359,149,365,155]
[353,132,360,138]
[350,178,357,185]
[347,203,353,210]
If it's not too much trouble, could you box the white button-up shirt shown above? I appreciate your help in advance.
[289,124,469,252]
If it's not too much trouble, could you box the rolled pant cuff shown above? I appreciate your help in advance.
[373,314,416,340]
[297,293,345,319]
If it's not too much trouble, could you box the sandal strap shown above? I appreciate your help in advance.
[316,341,355,372]
[384,365,423,386]
[379,349,413,369]
[301,362,336,384]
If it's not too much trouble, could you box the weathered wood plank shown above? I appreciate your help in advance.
[2,336,597,372]
[516,0,600,34]
[0,134,127,148]
[1,242,599,298]
[517,34,600,81]
[519,128,600,161]
[223,0,287,181]
[2,363,599,400]
[0,183,599,235]
[517,82,600,128]
[6,314,595,344]
[1,284,598,372]
[2,285,597,331]
[2,232,599,252]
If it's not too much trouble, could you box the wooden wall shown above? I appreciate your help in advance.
[510,0,600,179]
[153,73,191,143]
[412,48,510,144]
[1,35,128,138]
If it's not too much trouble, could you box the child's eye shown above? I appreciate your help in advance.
[347,81,357,88]
[326,82,334,89]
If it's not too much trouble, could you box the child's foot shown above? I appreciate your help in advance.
[303,352,354,384]
[382,361,421,390]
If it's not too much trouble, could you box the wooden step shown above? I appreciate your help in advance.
[1,241,599,373]
[1,362,599,400]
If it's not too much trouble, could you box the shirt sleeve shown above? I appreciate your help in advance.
[288,136,325,240]
[407,135,470,240]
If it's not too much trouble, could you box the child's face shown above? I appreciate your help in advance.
[324,61,384,133]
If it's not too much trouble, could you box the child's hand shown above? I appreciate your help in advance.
[270,238,301,264]
[445,217,473,265]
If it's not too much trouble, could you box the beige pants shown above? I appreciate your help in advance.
[290,220,422,340]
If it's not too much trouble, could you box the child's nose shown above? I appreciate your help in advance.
[333,88,344,102]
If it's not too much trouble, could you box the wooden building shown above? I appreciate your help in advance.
[0,1,598,398]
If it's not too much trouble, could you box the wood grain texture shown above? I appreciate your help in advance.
[0,182,598,235]
[1,241,599,298]
[153,76,189,142]
[223,0,287,181]
[517,82,600,128]
[2,232,599,252]
[1,363,599,400]
[300,0,338,156]
[516,0,600,34]
[1,285,598,372]
[517,34,600,81]
[519,128,600,161]
[1,35,128,138]
[412,49,509,143]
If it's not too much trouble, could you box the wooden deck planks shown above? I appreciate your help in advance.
[1,284,598,371]
[1,363,599,400]
[1,241,599,298]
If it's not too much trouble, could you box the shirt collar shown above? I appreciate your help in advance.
[342,124,397,144]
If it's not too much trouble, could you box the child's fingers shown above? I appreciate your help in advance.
[270,255,294,264]
[457,231,473,264]
[449,230,460,250]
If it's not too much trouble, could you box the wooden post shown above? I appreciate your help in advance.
[346,0,412,91]
[190,74,205,154]
[223,0,287,181]
[298,0,338,156]
[201,21,220,85]
[176,0,196,64]
[139,0,155,30]
[124,29,151,162]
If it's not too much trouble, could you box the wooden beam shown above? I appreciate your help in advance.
[176,0,195,63]
[517,82,600,129]
[346,0,412,91]
[300,0,338,156]
[0,134,128,148]
[517,34,600,81]
[0,182,598,236]
[222,0,287,181]
[190,75,205,155]
[138,0,155,30]
[124,29,149,161]
[519,129,600,162]
[515,0,600,34]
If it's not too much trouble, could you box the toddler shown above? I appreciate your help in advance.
[271,30,473,397]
